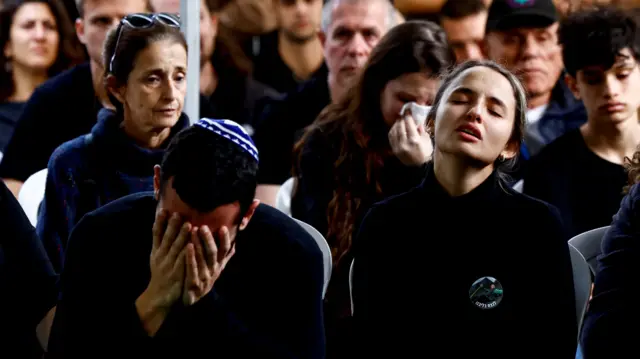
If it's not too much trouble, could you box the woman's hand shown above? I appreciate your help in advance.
[389,115,433,166]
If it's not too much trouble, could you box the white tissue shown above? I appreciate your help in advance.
[400,102,431,126]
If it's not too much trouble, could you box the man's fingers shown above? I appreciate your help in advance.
[192,230,208,276]
[185,243,198,289]
[152,210,167,252]
[218,226,232,264]
[200,226,218,268]
[167,222,192,263]
[158,213,182,255]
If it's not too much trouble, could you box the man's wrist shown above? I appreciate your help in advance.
[135,289,170,337]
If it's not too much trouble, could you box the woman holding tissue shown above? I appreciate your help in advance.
[290,20,453,359]
[352,60,576,358]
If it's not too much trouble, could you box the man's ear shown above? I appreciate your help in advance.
[106,74,125,104]
[153,165,161,200]
[75,18,86,45]
[239,199,260,231]
[565,73,580,100]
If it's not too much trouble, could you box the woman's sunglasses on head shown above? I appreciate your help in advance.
[109,13,181,74]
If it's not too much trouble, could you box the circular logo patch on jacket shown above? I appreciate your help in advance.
[469,276,504,310]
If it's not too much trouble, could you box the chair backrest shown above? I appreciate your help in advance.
[569,226,610,275]
[275,177,295,216]
[18,169,48,227]
[512,179,524,193]
[569,243,592,337]
[349,259,355,315]
[293,218,332,299]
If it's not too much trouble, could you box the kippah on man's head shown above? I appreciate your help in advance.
[159,118,259,214]
[194,118,259,162]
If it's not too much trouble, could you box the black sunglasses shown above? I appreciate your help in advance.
[108,13,181,74]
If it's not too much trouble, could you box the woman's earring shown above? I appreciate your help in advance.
[499,154,506,162]
[4,60,12,73]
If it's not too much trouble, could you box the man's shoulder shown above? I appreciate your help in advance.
[244,204,323,259]
[78,192,156,230]
[35,63,92,97]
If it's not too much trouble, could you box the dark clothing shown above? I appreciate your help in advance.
[202,74,280,135]
[0,101,25,153]
[47,193,326,359]
[0,63,100,183]
[291,125,428,241]
[353,164,577,358]
[0,180,58,359]
[36,109,190,273]
[253,31,326,94]
[580,183,640,359]
[523,129,627,237]
[523,77,587,159]
[0,61,239,184]
[253,68,330,185]
[291,125,427,359]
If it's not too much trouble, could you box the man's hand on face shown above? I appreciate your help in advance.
[136,211,192,336]
[182,225,236,306]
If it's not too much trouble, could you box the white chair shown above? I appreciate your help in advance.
[275,177,295,216]
[569,243,592,337]
[18,169,48,227]
[569,226,610,275]
[293,218,332,299]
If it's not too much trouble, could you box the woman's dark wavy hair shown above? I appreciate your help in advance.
[293,20,454,267]
[0,0,85,101]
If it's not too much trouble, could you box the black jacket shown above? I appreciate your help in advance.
[580,183,640,359]
[353,164,577,358]
[47,193,326,359]
[0,180,58,358]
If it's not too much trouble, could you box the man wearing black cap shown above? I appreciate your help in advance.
[484,0,586,173]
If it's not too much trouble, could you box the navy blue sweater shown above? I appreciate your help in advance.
[580,183,640,358]
[46,193,326,358]
[36,109,190,273]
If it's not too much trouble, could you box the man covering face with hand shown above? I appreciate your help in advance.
[47,119,326,359]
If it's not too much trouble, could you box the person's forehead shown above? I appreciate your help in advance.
[442,13,487,40]
[329,1,387,31]
[130,41,187,71]
[450,67,515,105]
[84,0,148,18]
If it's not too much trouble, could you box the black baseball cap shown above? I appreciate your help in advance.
[486,0,559,32]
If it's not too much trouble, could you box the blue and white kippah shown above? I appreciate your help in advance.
[195,118,259,162]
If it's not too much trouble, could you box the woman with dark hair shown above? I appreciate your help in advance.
[0,0,84,153]
[36,13,191,273]
[291,20,454,358]
[353,60,577,358]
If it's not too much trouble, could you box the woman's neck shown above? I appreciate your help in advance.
[433,150,494,197]
[581,114,640,165]
[121,116,172,150]
[8,63,48,102]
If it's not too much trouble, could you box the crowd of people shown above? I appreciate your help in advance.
[2,0,640,358]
